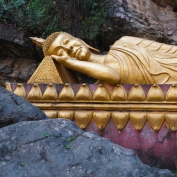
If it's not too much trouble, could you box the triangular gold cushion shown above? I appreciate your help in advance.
[28,56,62,84]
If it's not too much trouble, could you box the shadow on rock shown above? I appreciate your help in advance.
[0,86,48,128]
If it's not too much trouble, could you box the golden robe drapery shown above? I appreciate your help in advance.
[108,36,177,84]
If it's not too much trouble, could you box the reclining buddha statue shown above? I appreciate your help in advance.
[28,32,177,85]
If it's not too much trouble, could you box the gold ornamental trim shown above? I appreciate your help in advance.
[27,56,62,84]
[5,83,177,132]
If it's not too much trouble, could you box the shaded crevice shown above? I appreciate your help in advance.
[151,0,177,8]
[0,118,15,128]
[173,6,177,12]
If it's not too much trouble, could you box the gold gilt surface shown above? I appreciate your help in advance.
[75,84,92,100]
[6,83,177,132]
[27,56,62,84]
[29,33,177,85]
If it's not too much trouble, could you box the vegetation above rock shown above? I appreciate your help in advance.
[0,0,107,39]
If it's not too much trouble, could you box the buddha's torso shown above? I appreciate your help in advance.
[104,36,177,84]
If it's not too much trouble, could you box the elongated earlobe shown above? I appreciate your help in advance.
[77,39,100,53]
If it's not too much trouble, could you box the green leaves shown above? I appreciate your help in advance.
[64,136,77,150]
[82,1,107,39]
[64,144,71,150]
[0,0,107,39]
[43,132,50,137]
[66,137,76,142]
[42,131,77,150]
[18,162,25,167]
[13,0,25,8]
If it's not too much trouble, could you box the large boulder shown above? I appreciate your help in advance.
[0,23,40,60]
[0,86,48,128]
[0,24,40,86]
[0,118,174,177]
[102,0,177,49]
[0,58,38,86]
[151,0,177,8]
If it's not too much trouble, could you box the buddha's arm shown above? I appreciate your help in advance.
[51,55,120,85]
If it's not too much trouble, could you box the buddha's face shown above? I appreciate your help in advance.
[46,33,91,60]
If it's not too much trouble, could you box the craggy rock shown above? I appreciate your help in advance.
[0,23,39,60]
[152,0,177,9]
[0,58,38,86]
[0,118,174,177]
[0,86,48,128]
[0,24,40,86]
[102,0,177,49]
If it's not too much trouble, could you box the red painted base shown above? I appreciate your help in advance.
[84,119,177,170]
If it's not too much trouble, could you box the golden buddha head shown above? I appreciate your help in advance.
[33,32,100,61]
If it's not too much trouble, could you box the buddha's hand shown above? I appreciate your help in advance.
[51,55,76,64]
[51,55,68,63]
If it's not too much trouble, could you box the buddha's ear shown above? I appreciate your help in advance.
[30,37,45,48]
[77,38,100,53]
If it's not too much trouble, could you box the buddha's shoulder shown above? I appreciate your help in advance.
[118,36,144,43]
[114,36,177,53]
[110,36,145,49]
[115,36,153,45]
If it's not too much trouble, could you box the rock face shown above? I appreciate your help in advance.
[0,24,40,86]
[102,0,177,49]
[0,24,39,60]
[0,118,174,177]
[0,86,48,128]
[0,58,38,86]
[152,0,177,8]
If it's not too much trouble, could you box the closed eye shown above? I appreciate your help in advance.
[63,38,70,45]
[57,49,63,56]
